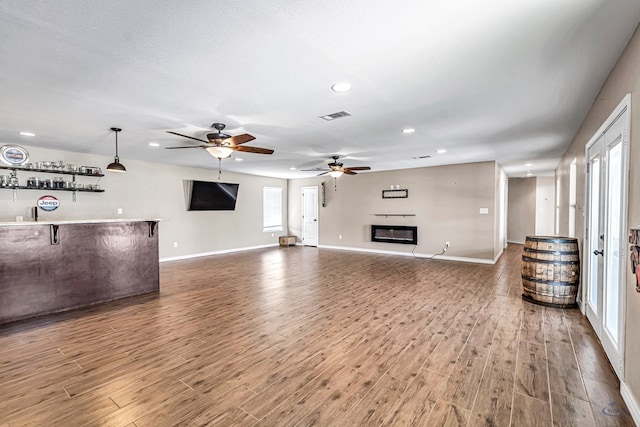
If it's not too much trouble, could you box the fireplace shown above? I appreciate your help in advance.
[371,225,418,245]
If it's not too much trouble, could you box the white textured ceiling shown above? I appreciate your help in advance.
[0,1,639,179]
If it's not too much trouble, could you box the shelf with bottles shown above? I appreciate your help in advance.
[1,171,103,192]
[1,166,104,202]
[4,185,105,193]
[0,163,104,177]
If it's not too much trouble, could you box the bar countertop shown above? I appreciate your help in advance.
[0,218,164,227]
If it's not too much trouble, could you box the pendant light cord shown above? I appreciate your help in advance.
[114,130,119,160]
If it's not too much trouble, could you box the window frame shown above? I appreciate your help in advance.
[263,186,283,232]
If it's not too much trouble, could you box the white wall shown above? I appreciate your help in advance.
[507,177,536,244]
[507,176,554,242]
[535,176,555,236]
[288,161,502,262]
[0,145,287,259]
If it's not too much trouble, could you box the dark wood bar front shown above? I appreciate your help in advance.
[0,219,160,324]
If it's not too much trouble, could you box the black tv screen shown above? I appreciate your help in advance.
[188,181,239,211]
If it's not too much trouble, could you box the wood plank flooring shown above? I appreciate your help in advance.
[0,244,634,426]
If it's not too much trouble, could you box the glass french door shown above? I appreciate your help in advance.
[585,137,603,324]
[584,99,629,379]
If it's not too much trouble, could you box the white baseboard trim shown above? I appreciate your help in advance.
[507,240,525,245]
[432,253,495,265]
[160,243,278,262]
[493,248,504,263]
[317,244,495,264]
[621,381,640,425]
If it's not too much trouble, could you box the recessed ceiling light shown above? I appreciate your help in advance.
[526,171,533,176]
[18,131,35,137]
[436,149,447,154]
[147,142,160,147]
[290,167,297,170]
[525,163,533,167]
[331,82,352,93]
[401,128,415,134]
[235,158,243,162]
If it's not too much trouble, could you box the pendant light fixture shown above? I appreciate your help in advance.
[106,127,126,172]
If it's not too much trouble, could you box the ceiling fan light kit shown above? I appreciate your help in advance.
[165,122,274,160]
[206,146,233,159]
[106,127,126,173]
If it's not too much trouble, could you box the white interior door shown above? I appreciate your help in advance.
[302,186,318,246]
[583,96,629,379]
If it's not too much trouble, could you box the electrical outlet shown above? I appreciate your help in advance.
[339,234,342,240]
[271,233,274,237]
[117,208,123,215]
[173,242,178,248]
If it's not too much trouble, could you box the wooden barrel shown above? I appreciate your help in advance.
[521,236,579,308]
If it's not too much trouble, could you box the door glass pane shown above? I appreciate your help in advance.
[604,140,622,344]
[569,159,577,237]
[555,178,560,235]
[587,156,600,310]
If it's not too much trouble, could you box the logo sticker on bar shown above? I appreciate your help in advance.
[37,195,60,211]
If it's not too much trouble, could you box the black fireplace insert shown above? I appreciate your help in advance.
[371,225,418,245]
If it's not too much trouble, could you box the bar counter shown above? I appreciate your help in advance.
[0,219,162,325]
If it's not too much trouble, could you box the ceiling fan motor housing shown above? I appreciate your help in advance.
[207,132,231,141]
[208,123,230,142]
[329,155,343,168]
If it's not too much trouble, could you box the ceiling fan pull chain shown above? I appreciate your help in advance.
[218,158,222,180]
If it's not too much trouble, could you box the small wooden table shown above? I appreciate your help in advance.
[279,235,296,246]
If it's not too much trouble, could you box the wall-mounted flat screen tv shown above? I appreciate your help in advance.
[188,181,240,211]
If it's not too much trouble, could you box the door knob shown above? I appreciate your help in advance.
[593,249,604,256]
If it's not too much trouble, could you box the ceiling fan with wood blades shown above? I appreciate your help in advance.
[302,155,371,177]
[165,122,274,159]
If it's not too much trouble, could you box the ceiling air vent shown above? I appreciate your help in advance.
[320,111,352,121]
[412,155,432,159]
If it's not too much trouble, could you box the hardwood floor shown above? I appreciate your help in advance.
[0,244,633,426]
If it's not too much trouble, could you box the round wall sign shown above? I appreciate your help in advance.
[37,195,60,211]
[0,145,30,166]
